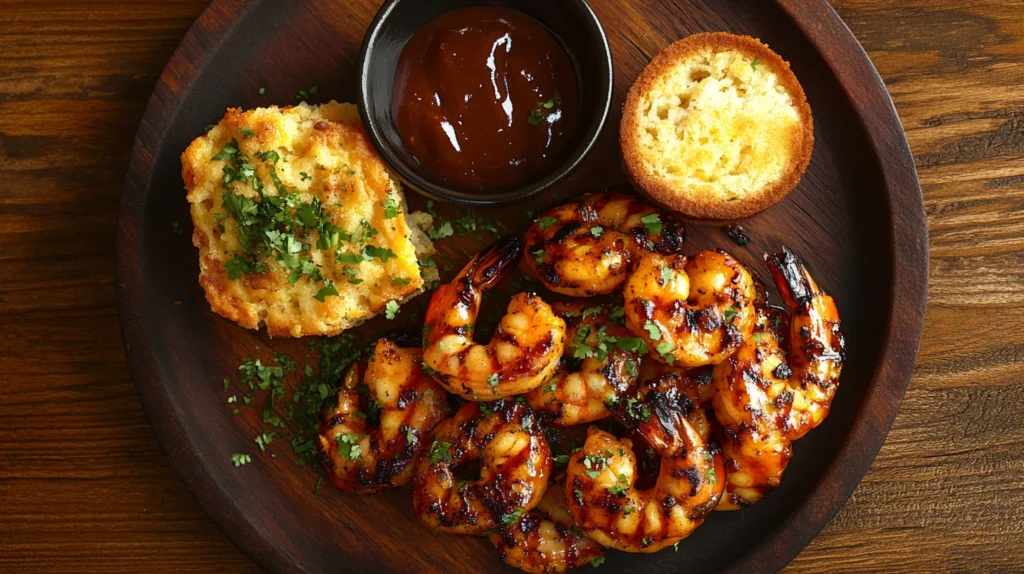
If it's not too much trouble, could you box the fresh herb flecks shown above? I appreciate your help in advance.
[528,93,561,126]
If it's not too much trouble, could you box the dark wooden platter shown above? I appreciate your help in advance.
[116,0,927,572]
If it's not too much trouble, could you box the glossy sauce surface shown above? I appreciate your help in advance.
[392,7,579,190]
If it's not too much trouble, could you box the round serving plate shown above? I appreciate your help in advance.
[116,0,927,572]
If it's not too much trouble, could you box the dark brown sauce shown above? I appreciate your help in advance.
[392,7,579,190]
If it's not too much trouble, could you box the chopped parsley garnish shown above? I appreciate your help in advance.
[385,300,400,320]
[258,87,266,95]
[625,392,651,421]
[624,359,638,377]
[609,305,625,324]
[751,58,761,71]
[314,280,339,302]
[582,453,607,473]
[231,453,252,467]
[608,473,629,496]
[487,373,500,389]
[383,195,400,219]
[656,340,675,364]
[528,93,561,126]
[295,85,319,102]
[640,213,662,236]
[428,439,453,464]
[299,171,311,182]
[238,127,255,138]
[212,138,361,298]
[255,430,277,452]
[538,216,559,230]
[543,382,556,393]
[428,220,454,240]
[615,337,647,355]
[590,226,603,237]
[501,508,524,526]
[590,557,605,568]
[661,266,673,284]
[553,454,570,465]
[753,332,762,345]
[393,277,411,286]
[336,433,362,460]
[533,249,546,263]
[643,321,662,341]
[723,305,738,321]
[171,221,183,236]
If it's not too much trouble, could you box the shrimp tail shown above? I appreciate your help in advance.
[464,234,524,290]
[765,245,816,307]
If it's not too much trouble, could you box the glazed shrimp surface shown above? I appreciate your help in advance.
[622,361,717,456]
[489,481,605,573]
[767,247,845,439]
[422,235,566,401]
[523,191,686,297]
[623,250,756,367]
[712,247,844,509]
[526,302,644,426]
[565,426,723,553]
[412,399,552,535]
[317,338,447,493]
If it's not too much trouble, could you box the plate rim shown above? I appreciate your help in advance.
[115,0,928,572]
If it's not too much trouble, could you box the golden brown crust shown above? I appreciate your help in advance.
[181,102,427,337]
[620,32,814,220]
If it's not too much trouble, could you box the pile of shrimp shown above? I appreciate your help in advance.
[316,190,844,572]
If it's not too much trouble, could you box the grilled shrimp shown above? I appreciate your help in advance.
[565,425,724,553]
[526,302,644,425]
[623,250,756,367]
[622,361,717,456]
[637,360,716,407]
[317,338,447,493]
[767,247,845,439]
[712,247,844,509]
[489,480,605,573]
[523,191,686,297]
[422,236,566,401]
[412,399,553,535]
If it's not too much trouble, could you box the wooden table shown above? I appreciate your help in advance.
[2,1,1022,571]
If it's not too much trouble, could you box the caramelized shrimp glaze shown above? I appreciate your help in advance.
[523,191,686,297]
[412,399,553,535]
[422,236,566,400]
[317,338,447,493]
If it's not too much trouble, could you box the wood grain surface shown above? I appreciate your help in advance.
[0,0,1020,572]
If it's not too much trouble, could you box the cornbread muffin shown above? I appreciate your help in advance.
[182,101,434,337]
[620,32,813,219]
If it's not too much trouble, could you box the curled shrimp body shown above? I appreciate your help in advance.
[623,250,756,367]
[523,191,686,297]
[712,247,844,509]
[317,338,447,493]
[489,481,605,573]
[526,302,644,426]
[412,399,552,535]
[767,247,845,439]
[564,425,724,553]
[622,361,718,456]
[423,236,566,401]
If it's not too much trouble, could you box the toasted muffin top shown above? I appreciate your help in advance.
[620,32,813,219]
[182,101,430,337]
